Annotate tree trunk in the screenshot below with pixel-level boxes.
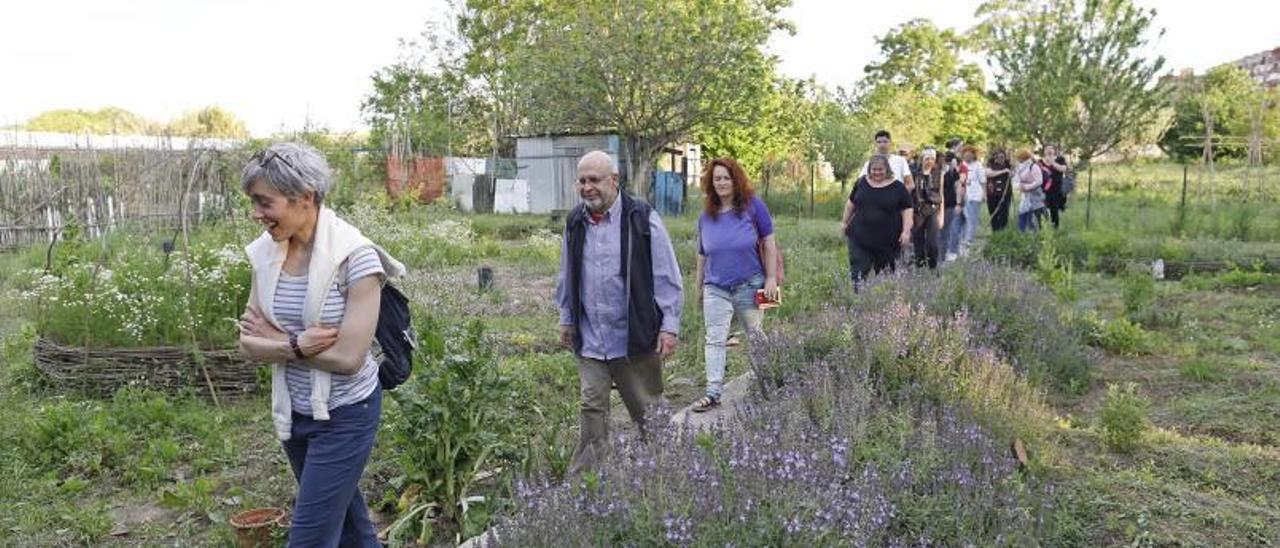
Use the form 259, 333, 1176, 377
621, 136, 660, 202
1201, 108, 1216, 209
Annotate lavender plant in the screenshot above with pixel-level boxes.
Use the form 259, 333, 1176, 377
492, 364, 1050, 546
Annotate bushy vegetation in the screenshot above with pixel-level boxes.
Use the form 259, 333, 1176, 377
1, 164, 1278, 545
10, 219, 255, 348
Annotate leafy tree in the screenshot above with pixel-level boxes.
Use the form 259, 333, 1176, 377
503, 0, 790, 197
854, 85, 943, 152
856, 18, 991, 152
455, 0, 544, 158
697, 77, 819, 189
362, 62, 484, 157
939, 90, 994, 147
165, 106, 249, 139
24, 107, 155, 135
978, 0, 1168, 164
863, 19, 984, 94
1159, 65, 1266, 161
813, 93, 869, 187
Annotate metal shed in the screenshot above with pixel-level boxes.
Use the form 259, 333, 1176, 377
514, 133, 623, 214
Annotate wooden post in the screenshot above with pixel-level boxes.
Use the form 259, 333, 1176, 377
1085, 166, 1093, 229
1179, 163, 1189, 234
809, 162, 816, 216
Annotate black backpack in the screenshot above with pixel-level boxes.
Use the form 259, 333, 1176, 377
339, 258, 415, 390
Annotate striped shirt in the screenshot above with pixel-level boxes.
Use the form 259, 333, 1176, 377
273, 247, 384, 415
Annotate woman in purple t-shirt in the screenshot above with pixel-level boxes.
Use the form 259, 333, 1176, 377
692, 157, 779, 412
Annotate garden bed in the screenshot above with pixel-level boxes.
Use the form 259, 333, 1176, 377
34, 337, 262, 399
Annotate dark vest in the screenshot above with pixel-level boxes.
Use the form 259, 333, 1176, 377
565, 194, 662, 358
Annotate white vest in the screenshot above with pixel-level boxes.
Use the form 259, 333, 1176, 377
245, 207, 406, 440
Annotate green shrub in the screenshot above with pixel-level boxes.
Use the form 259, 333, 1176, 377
13, 226, 253, 348
1035, 232, 1077, 302
385, 319, 524, 544
1120, 268, 1157, 317
1097, 383, 1149, 453
1090, 317, 1154, 356
983, 229, 1039, 268
1080, 230, 1128, 259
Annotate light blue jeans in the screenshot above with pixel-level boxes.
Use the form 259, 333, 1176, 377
702, 274, 765, 400
942, 206, 962, 255
961, 199, 983, 246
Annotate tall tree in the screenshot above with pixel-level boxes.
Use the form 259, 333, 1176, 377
697, 77, 819, 189
1159, 65, 1264, 162
504, 0, 790, 197
362, 62, 490, 157
978, 0, 1168, 164
863, 19, 984, 94
813, 91, 869, 188
854, 85, 944, 151
166, 106, 249, 139
856, 18, 991, 150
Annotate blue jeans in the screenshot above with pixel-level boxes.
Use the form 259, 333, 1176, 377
961, 199, 983, 246
1018, 208, 1044, 232
282, 389, 382, 548
941, 206, 962, 255
702, 274, 765, 400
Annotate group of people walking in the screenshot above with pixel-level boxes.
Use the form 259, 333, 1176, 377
847, 130, 1072, 287
235, 139, 1070, 545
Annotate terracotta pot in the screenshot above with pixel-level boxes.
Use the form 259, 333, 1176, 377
229, 507, 287, 548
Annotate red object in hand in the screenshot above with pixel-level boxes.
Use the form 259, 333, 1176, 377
755, 289, 781, 310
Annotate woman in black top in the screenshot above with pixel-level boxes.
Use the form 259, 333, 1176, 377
1040, 144, 1068, 229
841, 154, 914, 292
985, 148, 1013, 231
910, 147, 943, 269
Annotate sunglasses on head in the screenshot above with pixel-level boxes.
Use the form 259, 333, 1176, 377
251, 149, 296, 171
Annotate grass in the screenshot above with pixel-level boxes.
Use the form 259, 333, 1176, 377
0, 160, 1277, 545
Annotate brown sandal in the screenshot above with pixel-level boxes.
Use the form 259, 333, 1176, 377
691, 396, 720, 413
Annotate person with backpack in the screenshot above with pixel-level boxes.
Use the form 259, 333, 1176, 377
842, 154, 914, 291
236, 142, 405, 547
690, 157, 779, 412
1040, 144, 1069, 229
1015, 148, 1047, 232
985, 148, 1013, 232
555, 150, 684, 477
910, 147, 944, 269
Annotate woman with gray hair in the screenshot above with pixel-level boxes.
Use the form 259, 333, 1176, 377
841, 154, 914, 292
236, 142, 404, 547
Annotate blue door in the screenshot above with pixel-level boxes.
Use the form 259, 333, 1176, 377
651, 171, 684, 216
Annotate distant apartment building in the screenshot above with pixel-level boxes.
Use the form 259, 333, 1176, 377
1234, 46, 1280, 89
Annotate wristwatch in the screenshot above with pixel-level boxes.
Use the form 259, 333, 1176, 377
289, 332, 305, 359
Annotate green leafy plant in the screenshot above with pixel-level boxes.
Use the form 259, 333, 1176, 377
385, 319, 522, 544
1090, 317, 1154, 356
1120, 267, 1156, 317
983, 229, 1040, 268
1098, 383, 1149, 453
1035, 231, 1077, 302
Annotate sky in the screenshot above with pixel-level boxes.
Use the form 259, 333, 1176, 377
1, 0, 1277, 136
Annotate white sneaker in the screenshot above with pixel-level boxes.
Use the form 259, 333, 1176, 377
945, 252, 958, 262
959, 246, 970, 258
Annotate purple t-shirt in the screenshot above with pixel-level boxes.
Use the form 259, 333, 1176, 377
698, 196, 774, 290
